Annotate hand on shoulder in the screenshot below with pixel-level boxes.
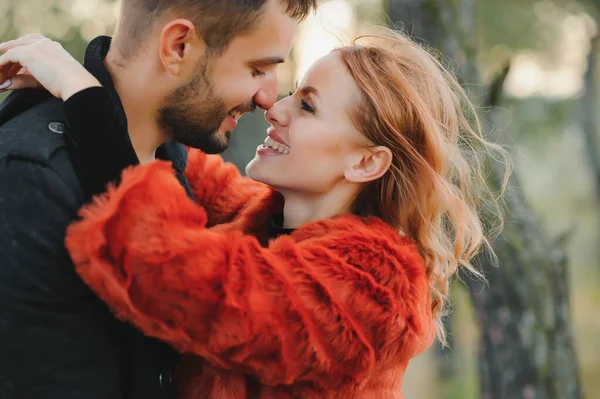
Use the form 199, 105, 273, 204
0, 33, 101, 100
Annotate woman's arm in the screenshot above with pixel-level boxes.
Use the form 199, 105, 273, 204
64, 87, 139, 198
0, 34, 101, 100
184, 149, 282, 229
0, 34, 138, 197
66, 161, 433, 389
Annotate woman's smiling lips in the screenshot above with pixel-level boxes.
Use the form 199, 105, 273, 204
267, 128, 290, 147
257, 128, 291, 156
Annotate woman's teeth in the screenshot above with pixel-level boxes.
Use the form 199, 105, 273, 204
263, 136, 290, 154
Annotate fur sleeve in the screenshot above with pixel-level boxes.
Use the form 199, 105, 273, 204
66, 161, 434, 389
183, 149, 282, 229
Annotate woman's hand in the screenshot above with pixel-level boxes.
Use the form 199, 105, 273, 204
0, 33, 101, 100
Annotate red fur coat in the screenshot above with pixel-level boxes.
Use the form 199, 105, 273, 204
65, 149, 435, 399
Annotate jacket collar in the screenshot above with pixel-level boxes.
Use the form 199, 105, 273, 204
83, 36, 121, 108
83, 36, 139, 169
267, 213, 295, 239
83, 36, 191, 195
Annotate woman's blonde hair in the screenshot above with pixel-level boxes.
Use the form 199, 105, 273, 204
338, 28, 510, 345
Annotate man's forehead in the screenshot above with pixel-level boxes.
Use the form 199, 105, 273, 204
229, 25, 295, 65
242, 2, 297, 49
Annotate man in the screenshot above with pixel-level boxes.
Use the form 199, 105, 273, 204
0, 1, 315, 398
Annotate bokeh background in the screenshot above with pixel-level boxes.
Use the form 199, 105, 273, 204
1, 0, 599, 397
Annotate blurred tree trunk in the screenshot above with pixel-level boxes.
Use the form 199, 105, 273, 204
582, 35, 600, 203
386, 1, 582, 398
583, 0, 600, 206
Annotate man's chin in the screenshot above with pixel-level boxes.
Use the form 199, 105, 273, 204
216, 126, 233, 138
201, 142, 229, 154
178, 135, 229, 154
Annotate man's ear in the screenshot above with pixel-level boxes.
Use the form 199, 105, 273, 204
158, 19, 205, 75
344, 146, 393, 183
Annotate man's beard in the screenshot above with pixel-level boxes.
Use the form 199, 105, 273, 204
157, 59, 230, 154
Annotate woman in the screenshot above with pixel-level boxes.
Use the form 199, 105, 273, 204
0, 29, 507, 398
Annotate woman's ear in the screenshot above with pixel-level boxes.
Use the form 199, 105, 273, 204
158, 19, 205, 76
344, 146, 393, 183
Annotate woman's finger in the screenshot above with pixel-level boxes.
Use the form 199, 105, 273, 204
0, 61, 17, 83
0, 50, 21, 82
0, 63, 21, 84
0, 47, 27, 70
0, 33, 46, 53
0, 74, 43, 92
7, 63, 22, 78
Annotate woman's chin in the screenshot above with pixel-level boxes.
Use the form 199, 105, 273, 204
245, 158, 267, 184
246, 157, 290, 190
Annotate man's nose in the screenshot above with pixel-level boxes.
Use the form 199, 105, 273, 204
253, 74, 278, 110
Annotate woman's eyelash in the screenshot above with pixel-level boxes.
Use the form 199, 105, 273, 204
252, 68, 266, 77
288, 91, 314, 114
301, 100, 314, 114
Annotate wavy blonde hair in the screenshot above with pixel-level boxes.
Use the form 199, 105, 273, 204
338, 28, 510, 345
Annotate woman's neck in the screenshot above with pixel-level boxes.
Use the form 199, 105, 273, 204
280, 186, 358, 229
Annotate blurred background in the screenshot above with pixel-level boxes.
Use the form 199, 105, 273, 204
1, 0, 599, 397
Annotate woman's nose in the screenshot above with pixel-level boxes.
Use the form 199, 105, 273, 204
264, 99, 289, 127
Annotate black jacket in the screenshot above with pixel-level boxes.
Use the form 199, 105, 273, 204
0, 36, 190, 399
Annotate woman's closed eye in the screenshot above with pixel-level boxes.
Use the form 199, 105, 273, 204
288, 91, 315, 114
301, 99, 314, 114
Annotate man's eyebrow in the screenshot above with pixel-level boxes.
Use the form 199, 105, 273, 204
249, 56, 286, 67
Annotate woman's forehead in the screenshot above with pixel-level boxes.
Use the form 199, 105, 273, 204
300, 52, 361, 107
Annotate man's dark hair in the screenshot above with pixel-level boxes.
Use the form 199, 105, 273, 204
117, 0, 317, 59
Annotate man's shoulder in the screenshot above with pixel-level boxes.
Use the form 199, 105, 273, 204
0, 91, 70, 161
0, 91, 82, 198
